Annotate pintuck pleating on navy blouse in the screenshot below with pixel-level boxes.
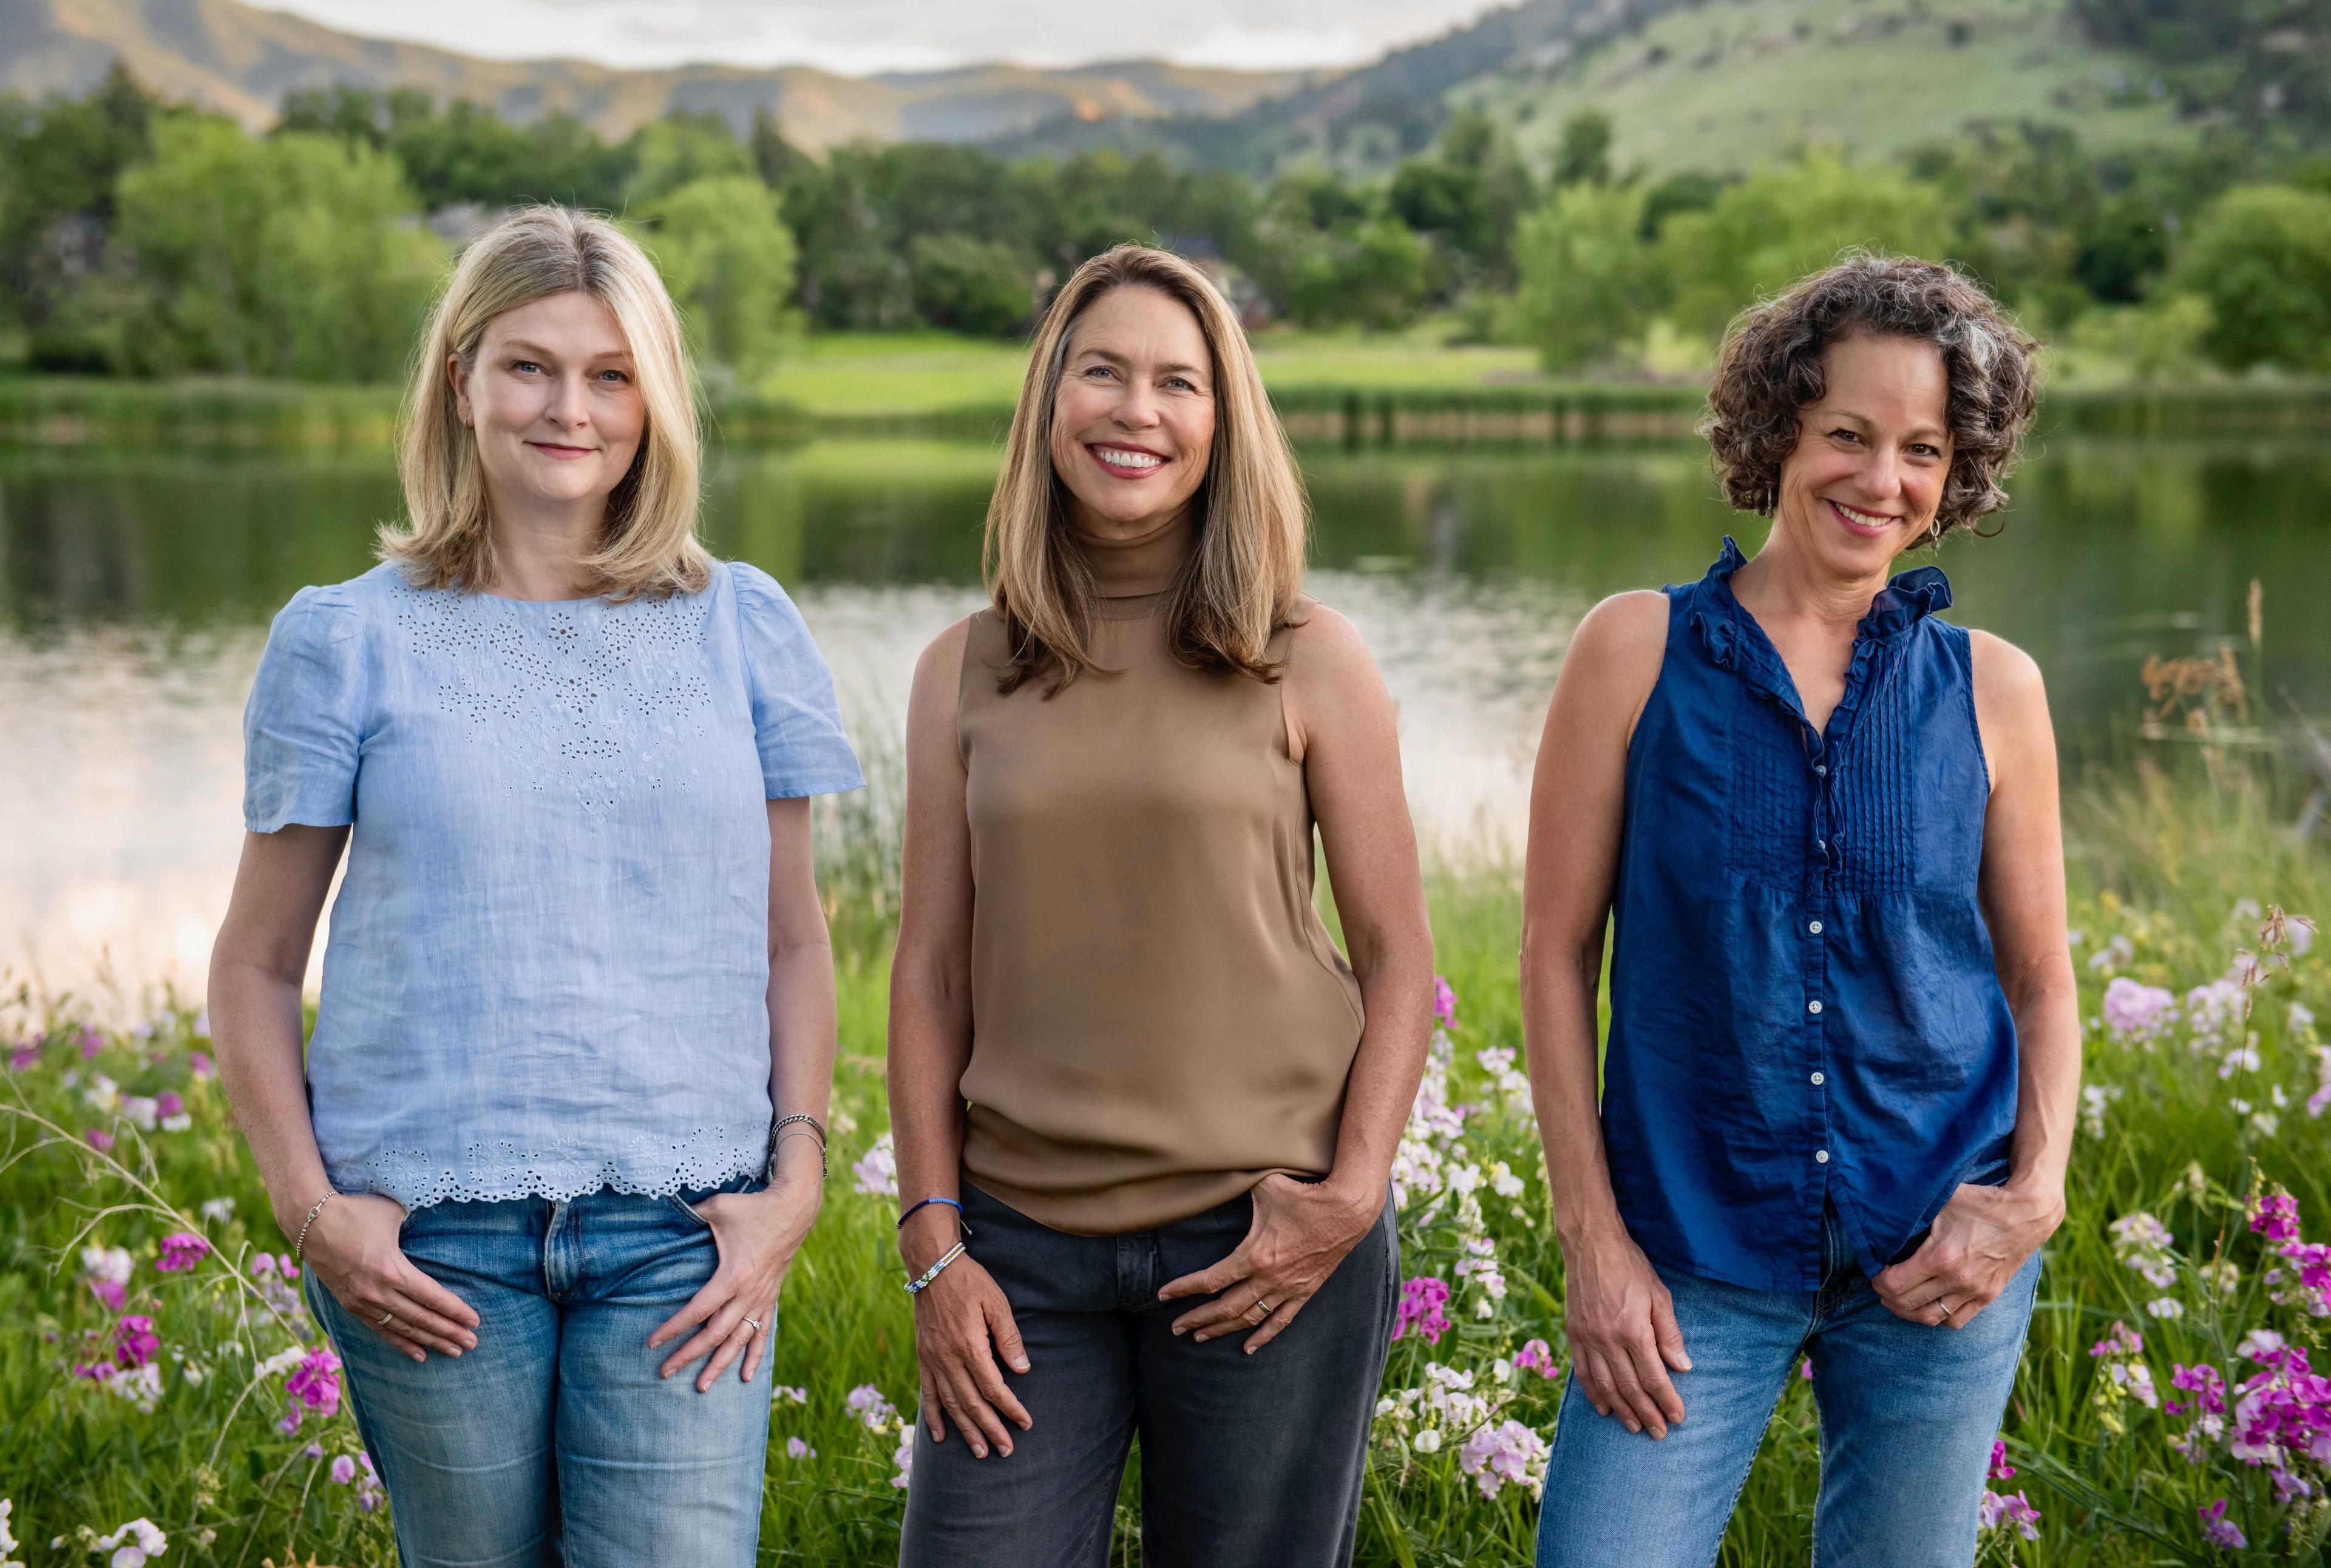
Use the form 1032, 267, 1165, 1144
1603, 538, 2018, 1294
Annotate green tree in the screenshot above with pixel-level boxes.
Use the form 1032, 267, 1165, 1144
115, 118, 445, 379
1514, 183, 1660, 370
624, 113, 754, 207
1657, 154, 1955, 338
640, 174, 798, 373
0, 63, 159, 367
907, 235, 1031, 337
2173, 185, 2331, 372
1284, 219, 1433, 330
1552, 109, 1615, 188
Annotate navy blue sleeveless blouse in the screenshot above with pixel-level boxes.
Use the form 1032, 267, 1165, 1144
1603, 539, 2018, 1293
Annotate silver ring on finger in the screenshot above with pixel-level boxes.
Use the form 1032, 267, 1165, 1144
739, 1315, 761, 1335
377, 1310, 395, 1328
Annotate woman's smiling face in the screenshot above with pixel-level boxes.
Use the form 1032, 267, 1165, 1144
452, 290, 646, 518
1774, 331, 1955, 579
1048, 284, 1217, 540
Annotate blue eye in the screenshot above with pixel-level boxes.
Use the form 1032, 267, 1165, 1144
512, 359, 541, 374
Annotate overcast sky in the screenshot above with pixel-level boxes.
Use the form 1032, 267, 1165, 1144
246, 0, 1509, 74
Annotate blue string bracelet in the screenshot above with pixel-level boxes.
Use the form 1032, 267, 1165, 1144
897, 1196, 963, 1229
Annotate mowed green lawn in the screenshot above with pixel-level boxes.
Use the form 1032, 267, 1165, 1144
758, 327, 1550, 416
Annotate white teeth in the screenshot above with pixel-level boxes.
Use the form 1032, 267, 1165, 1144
1095, 447, 1162, 469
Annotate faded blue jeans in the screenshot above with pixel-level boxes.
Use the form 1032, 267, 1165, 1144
306, 1174, 776, 1567
1535, 1207, 2042, 1568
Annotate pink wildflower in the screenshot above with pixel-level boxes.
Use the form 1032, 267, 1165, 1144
2252, 1190, 2301, 1244
1432, 977, 1457, 1025
2197, 1499, 2246, 1550
1799, 1357, 1813, 1382
79, 1028, 103, 1059
2167, 1363, 2227, 1416
155, 1232, 209, 1273
89, 1278, 126, 1311
287, 1346, 342, 1416
84, 1128, 115, 1152
1977, 1489, 2041, 1540
1391, 1275, 1452, 1346
1457, 1417, 1549, 1499
2101, 977, 2176, 1041
2089, 1321, 2144, 1359
155, 1090, 183, 1119
188, 1050, 214, 1080
112, 1315, 160, 1371
7, 1045, 36, 1071
329, 1454, 357, 1484
1987, 1438, 2015, 1480
1514, 1338, 1560, 1379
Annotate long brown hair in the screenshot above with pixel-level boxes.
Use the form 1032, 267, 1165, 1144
985, 244, 1308, 696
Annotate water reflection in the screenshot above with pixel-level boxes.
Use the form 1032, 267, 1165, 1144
4, 436, 2327, 1006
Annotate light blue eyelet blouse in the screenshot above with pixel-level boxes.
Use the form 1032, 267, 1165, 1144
242, 558, 864, 1212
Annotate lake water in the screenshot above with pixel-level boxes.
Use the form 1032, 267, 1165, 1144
5, 434, 2328, 1009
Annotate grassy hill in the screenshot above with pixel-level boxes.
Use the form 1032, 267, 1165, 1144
0, 0, 1312, 145
1468, 0, 2199, 177
996, 0, 2204, 178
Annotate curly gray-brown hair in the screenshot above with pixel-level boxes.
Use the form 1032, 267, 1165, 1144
1700, 254, 2041, 546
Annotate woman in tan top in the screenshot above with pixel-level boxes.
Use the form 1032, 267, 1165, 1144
888, 245, 1434, 1568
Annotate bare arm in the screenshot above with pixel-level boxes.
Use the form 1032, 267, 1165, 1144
1872, 632, 2078, 1326
209, 827, 479, 1362
1159, 605, 1434, 1352
888, 619, 1033, 1459
1518, 591, 1688, 1437
649, 795, 840, 1389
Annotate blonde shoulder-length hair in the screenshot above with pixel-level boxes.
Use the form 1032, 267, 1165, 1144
986, 243, 1308, 695
380, 205, 711, 600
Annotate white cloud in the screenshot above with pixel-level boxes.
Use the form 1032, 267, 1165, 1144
242, 0, 1508, 74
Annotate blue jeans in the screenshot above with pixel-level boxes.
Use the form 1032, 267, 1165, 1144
306, 1175, 776, 1568
1536, 1209, 2041, 1568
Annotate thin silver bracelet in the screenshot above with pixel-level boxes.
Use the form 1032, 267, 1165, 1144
904, 1240, 968, 1295
293, 1190, 336, 1260
765, 1113, 827, 1182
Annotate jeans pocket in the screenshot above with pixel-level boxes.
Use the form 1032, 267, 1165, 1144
665, 1193, 715, 1230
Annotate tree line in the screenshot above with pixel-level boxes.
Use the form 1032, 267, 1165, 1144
2, 65, 2329, 385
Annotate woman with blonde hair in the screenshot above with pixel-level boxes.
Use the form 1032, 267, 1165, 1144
208, 206, 861, 1563
887, 243, 1434, 1566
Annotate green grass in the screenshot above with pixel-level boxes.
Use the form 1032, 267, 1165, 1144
4, 748, 2329, 1563
1472, 0, 2198, 180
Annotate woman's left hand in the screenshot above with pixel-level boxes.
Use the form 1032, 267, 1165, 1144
1871, 1179, 2063, 1329
1156, 1173, 1379, 1354
648, 1168, 823, 1391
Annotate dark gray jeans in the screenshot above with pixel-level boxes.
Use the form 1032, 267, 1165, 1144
898, 1179, 1399, 1568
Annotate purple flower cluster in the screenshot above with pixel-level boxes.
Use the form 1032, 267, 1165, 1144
1432, 977, 1457, 1026
1392, 1275, 1452, 1346
2197, 1498, 2247, 1549
1977, 1487, 2041, 1540
2101, 976, 2176, 1042
1513, 1338, 1559, 1379
154, 1232, 209, 1273
286, 1346, 343, 1419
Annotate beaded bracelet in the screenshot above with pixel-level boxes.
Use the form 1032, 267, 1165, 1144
896, 1195, 962, 1229
904, 1241, 968, 1295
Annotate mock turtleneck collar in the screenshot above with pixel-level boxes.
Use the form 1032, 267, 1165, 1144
1070, 511, 1196, 599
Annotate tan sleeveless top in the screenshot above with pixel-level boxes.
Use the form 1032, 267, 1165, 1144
955, 514, 1366, 1235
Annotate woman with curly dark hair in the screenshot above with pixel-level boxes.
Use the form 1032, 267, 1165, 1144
1520, 255, 2080, 1566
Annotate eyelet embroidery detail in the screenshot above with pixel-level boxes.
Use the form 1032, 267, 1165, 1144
388, 580, 716, 816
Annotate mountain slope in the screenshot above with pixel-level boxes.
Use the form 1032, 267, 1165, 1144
994, 0, 2200, 177
1471, 0, 2199, 177
0, 0, 1314, 146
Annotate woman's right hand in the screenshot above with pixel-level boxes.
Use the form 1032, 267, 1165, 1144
907, 1223, 1031, 1459
296, 1192, 480, 1363
1561, 1226, 1691, 1439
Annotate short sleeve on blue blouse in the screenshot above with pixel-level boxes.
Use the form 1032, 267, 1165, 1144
728, 562, 865, 798
243, 583, 365, 832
